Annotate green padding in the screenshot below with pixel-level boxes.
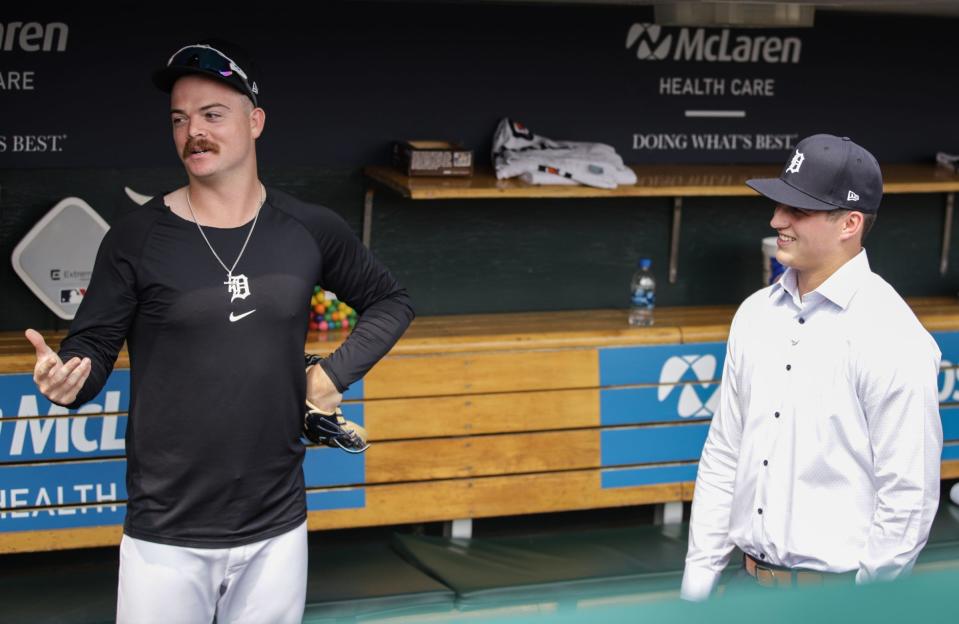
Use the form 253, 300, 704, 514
391, 524, 690, 608
305, 541, 455, 619
486, 567, 959, 624
927, 501, 959, 545
2, 502, 957, 624
0, 549, 118, 624
915, 502, 959, 570
392, 502, 959, 611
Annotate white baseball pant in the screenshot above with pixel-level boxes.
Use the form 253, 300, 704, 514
116, 521, 307, 623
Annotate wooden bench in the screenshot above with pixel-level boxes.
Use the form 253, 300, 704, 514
2, 301, 959, 553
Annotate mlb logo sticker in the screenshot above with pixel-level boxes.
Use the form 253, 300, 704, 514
60, 288, 85, 304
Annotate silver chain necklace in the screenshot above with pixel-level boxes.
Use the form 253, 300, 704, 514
186, 185, 265, 303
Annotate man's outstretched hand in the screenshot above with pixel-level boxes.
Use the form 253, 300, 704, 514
25, 328, 91, 406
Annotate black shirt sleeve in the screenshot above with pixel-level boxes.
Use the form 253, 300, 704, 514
314, 209, 414, 392
275, 192, 414, 392
57, 207, 154, 408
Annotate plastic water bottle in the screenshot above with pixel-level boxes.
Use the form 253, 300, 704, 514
628, 258, 656, 326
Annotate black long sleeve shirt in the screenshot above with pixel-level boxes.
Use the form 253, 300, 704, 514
58, 187, 414, 547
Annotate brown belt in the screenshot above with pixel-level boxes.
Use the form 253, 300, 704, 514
743, 554, 851, 588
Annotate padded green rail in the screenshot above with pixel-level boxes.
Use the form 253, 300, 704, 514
3, 501, 959, 623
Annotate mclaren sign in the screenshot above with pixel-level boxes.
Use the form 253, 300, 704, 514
626, 23, 802, 64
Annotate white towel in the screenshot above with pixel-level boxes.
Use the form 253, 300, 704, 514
492, 118, 637, 189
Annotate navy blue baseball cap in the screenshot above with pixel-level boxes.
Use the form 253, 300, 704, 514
747, 134, 883, 213
153, 39, 260, 106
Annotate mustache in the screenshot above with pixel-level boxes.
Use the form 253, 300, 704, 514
183, 138, 219, 159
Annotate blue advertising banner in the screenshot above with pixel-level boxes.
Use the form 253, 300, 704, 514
0, 460, 126, 532
599, 342, 727, 386
2, 331, 957, 533
0, 369, 367, 532
602, 464, 698, 489
941, 406, 959, 442
601, 424, 711, 467
933, 332, 959, 405
601, 386, 718, 425
0, 371, 129, 463
599, 343, 726, 423
0, 371, 362, 464
944, 444, 959, 461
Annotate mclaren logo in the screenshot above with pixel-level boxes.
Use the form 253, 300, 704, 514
626, 23, 673, 61
626, 23, 802, 64
0, 22, 69, 52
658, 355, 720, 417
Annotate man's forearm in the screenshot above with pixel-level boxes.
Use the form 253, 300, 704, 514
320, 292, 414, 392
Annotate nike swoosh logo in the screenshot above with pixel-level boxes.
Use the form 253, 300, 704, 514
229, 309, 257, 323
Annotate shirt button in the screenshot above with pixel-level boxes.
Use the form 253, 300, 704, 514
774, 412, 780, 418
799, 317, 805, 324
758, 508, 763, 515
763, 460, 768, 466
760, 553, 766, 560
786, 364, 791, 371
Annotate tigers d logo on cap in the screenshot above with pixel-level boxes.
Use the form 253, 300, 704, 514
786, 150, 805, 174
746, 134, 883, 214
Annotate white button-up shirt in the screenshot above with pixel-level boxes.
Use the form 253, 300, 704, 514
681, 250, 943, 601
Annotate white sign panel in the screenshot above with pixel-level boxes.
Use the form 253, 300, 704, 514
11, 197, 109, 320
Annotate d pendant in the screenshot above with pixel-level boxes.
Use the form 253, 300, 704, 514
225, 273, 252, 302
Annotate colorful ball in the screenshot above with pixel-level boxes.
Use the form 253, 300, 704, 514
308, 288, 358, 334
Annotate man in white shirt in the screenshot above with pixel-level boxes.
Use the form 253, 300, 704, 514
681, 134, 943, 600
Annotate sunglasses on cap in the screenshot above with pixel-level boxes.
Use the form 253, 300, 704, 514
166, 44, 259, 105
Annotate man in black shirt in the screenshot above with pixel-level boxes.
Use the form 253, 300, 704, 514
26, 39, 414, 623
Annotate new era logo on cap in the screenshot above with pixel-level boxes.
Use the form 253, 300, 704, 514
745, 134, 883, 214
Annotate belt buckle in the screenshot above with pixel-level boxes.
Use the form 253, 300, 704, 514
755, 566, 783, 588
746, 554, 788, 588
750, 558, 826, 588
